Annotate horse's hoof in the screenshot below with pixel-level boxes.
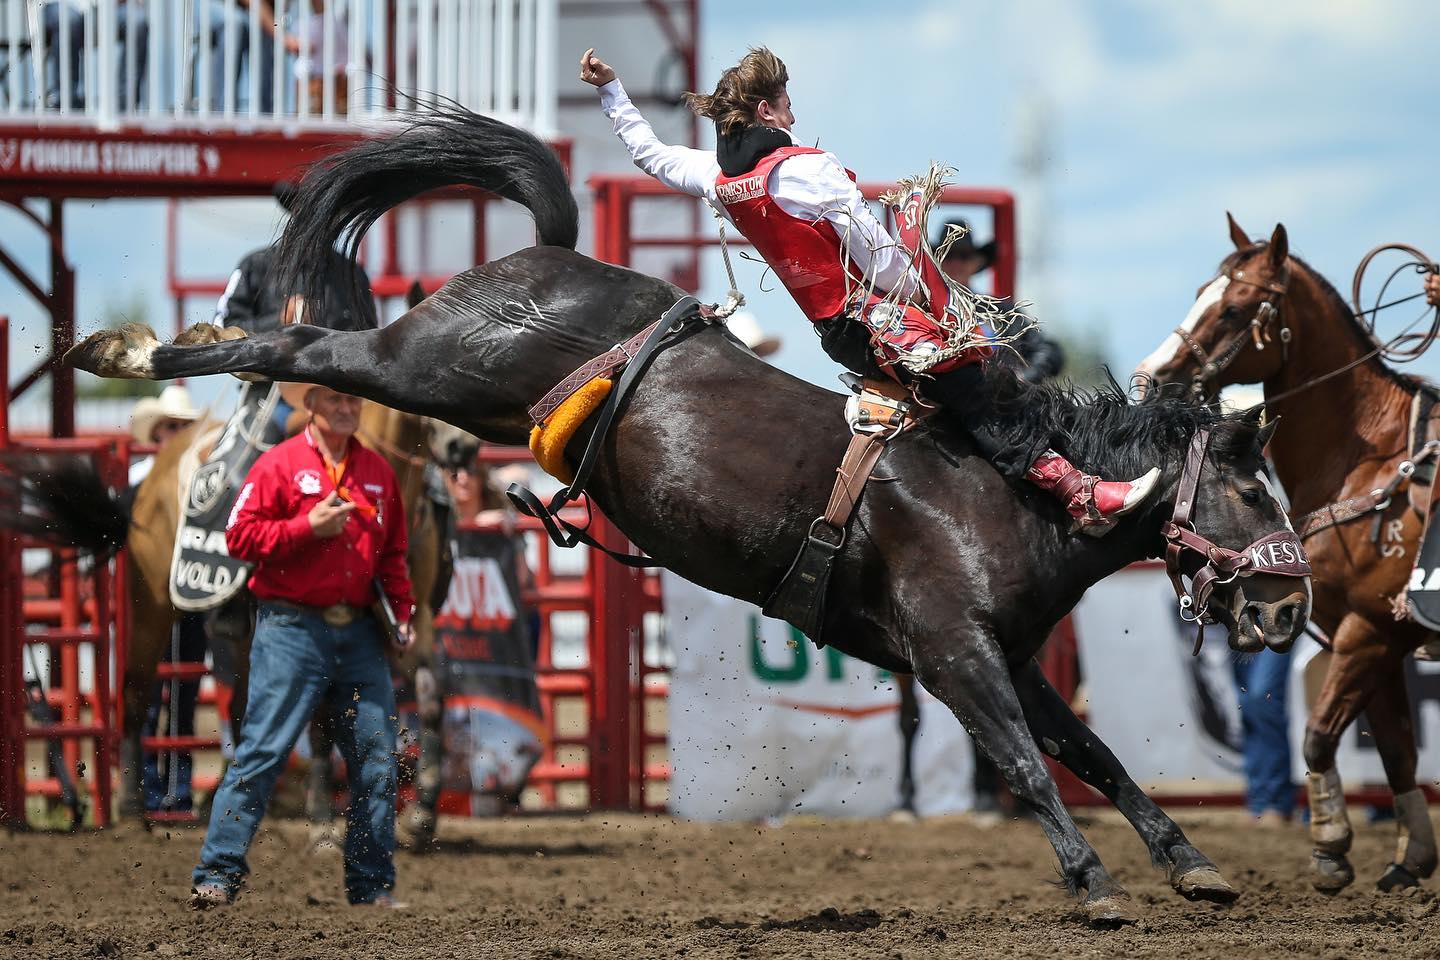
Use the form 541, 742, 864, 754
1171, 865, 1240, 904
1311, 852, 1355, 894
1376, 863, 1422, 893
1083, 893, 1139, 928
64, 323, 159, 378
173, 323, 244, 347
888, 808, 919, 824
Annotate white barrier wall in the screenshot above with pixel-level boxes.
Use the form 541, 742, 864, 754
664, 573, 973, 821
1073, 564, 1440, 795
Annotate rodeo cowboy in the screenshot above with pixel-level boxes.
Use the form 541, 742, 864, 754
190, 382, 415, 910
582, 46, 1156, 535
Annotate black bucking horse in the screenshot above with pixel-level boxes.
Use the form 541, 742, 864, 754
65, 104, 1311, 926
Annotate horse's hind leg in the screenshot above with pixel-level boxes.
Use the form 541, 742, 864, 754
910, 627, 1137, 927
896, 674, 920, 816
1011, 660, 1238, 904
1364, 657, 1437, 891
1302, 616, 1390, 893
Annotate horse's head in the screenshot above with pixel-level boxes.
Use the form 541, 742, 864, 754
1135, 214, 1294, 399
1154, 410, 1311, 653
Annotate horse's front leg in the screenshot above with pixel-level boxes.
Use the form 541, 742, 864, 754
1010, 659, 1238, 903
910, 627, 1138, 927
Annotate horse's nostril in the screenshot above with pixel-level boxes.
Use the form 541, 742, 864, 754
1275, 601, 1300, 634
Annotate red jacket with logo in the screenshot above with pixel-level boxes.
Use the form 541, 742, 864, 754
226, 428, 414, 621
714, 145, 859, 323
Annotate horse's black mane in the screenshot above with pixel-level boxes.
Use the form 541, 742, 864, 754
981, 365, 1256, 480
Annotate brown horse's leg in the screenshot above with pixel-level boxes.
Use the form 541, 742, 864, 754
1364, 659, 1437, 890
1302, 616, 1390, 893
1011, 660, 1238, 903
911, 627, 1137, 927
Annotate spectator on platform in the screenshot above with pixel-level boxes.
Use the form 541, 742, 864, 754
41, 1, 149, 111
190, 383, 414, 909
195, 0, 298, 114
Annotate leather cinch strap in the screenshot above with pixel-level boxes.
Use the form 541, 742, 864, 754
508, 296, 705, 567
824, 433, 890, 529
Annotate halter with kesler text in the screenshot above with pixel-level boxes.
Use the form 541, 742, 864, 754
1161, 428, 1311, 654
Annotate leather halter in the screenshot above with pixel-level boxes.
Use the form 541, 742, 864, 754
1178, 266, 1292, 398
1161, 428, 1312, 654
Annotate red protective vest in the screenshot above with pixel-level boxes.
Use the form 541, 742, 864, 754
714, 146, 859, 323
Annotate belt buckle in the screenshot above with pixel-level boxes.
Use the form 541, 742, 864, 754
322, 604, 355, 627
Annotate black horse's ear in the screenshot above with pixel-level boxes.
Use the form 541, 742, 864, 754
1255, 416, 1280, 451
1227, 211, 1250, 250
1268, 223, 1289, 270
406, 280, 427, 310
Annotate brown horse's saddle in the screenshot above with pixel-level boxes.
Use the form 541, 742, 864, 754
764, 376, 923, 643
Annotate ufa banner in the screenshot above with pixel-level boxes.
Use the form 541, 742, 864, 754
664, 573, 973, 820
432, 528, 547, 814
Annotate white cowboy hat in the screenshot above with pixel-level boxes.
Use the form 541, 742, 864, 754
129, 385, 201, 444
726, 312, 782, 358
278, 381, 323, 410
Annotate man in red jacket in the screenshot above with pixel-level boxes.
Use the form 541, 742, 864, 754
190, 384, 414, 910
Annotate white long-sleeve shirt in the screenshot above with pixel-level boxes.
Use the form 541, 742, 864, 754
598, 79, 919, 301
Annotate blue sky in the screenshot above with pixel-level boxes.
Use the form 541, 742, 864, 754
3, 0, 1439, 419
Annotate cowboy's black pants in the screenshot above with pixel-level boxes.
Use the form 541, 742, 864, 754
816, 315, 1045, 479
923, 364, 1043, 479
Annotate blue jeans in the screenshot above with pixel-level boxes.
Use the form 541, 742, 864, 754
1232, 648, 1296, 816
193, 604, 398, 903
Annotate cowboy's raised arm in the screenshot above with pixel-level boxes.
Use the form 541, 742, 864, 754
582, 48, 719, 201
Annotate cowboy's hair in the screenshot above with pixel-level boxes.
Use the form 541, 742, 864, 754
683, 47, 789, 135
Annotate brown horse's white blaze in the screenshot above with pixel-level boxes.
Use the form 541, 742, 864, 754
1134, 276, 1231, 396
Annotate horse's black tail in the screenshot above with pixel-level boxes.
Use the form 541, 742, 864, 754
277, 100, 578, 309
0, 452, 130, 556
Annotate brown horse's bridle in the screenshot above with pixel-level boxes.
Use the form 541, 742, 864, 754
1161, 427, 1312, 653
1176, 266, 1292, 398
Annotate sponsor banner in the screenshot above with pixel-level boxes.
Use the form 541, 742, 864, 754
432, 528, 545, 813
170, 383, 281, 611
1073, 565, 1440, 793
664, 572, 973, 821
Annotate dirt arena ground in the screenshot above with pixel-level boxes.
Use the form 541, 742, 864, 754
2, 810, 1436, 960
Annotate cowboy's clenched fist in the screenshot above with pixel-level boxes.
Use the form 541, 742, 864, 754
580, 48, 616, 87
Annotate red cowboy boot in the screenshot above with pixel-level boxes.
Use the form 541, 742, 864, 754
1025, 449, 1160, 537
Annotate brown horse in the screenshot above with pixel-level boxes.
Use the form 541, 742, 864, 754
1136, 215, 1439, 893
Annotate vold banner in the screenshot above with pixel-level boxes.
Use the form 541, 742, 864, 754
431, 526, 546, 814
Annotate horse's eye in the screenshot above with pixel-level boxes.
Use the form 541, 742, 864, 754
1240, 488, 1263, 506
1220, 304, 1240, 321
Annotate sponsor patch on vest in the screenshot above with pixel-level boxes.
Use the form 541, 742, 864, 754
187, 460, 229, 515
716, 174, 765, 205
